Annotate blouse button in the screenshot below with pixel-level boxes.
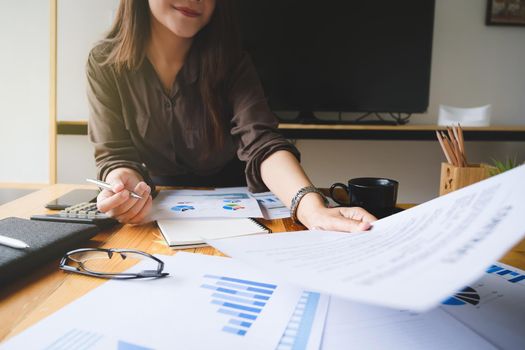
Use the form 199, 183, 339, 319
164, 101, 171, 109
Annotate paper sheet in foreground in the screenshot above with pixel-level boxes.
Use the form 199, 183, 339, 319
208, 165, 525, 311
2, 253, 311, 350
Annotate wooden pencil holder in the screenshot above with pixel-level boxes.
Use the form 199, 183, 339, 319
439, 163, 492, 196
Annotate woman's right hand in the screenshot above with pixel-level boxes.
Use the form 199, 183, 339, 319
96, 168, 153, 224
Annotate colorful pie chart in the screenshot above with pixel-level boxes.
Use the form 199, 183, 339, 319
442, 286, 480, 306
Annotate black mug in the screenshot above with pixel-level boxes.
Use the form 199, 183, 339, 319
329, 177, 399, 219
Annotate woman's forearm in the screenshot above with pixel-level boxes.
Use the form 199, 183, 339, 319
260, 150, 326, 227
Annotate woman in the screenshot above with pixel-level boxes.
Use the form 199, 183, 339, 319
87, 0, 376, 231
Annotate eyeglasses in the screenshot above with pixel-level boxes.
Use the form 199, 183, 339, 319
59, 248, 169, 279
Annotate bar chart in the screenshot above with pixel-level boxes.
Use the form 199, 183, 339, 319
42, 329, 153, 350
276, 291, 321, 350
200, 274, 277, 336
486, 264, 525, 283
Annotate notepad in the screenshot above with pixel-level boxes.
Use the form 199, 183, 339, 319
0, 217, 99, 284
157, 218, 270, 249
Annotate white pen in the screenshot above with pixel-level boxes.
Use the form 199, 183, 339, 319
0, 235, 30, 249
86, 178, 143, 199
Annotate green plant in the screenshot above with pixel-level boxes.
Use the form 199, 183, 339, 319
489, 156, 521, 176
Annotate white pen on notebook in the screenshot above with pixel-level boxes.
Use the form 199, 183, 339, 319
0, 235, 29, 249
86, 178, 143, 199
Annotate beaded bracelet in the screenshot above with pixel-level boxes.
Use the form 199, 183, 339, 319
290, 186, 329, 224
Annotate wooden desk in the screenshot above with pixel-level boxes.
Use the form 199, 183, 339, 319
1, 184, 524, 343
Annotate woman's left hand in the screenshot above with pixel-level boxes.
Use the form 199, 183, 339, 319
297, 196, 377, 232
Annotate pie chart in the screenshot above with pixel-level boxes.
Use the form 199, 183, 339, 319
171, 205, 195, 212
442, 286, 480, 306
223, 203, 245, 211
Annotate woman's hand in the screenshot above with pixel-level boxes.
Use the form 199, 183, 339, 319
297, 193, 377, 232
96, 168, 153, 224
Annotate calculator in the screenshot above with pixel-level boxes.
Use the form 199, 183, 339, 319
31, 202, 119, 229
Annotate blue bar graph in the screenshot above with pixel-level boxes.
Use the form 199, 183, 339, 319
211, 300, 262, 313
229, 319, 252, 328
204, 275, 277, 289
222, 326, 247, 336
201, 274, 278, 337
486, 265, 503, 274
118, 341, 153, 350
201, 284, 270, 300
44, 329, 103, 350
277, 291, 321, 350
212, 292, 266, 306
215, 281, 275, 295
497, 270, 519, 277
217, 308, 258, 320
486, 264, 525, 283
43, 329, 153, 350
509, 275, 525, 283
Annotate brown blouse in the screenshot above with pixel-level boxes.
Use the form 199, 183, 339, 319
86, 44, 299, 192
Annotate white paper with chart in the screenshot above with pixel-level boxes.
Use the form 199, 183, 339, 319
321, 262, 525, 349
321, 297, 496, 349
2, 253, 328, 350
251, 191, 290, 220
440, 262, 525, 350
151, 188, 263, 220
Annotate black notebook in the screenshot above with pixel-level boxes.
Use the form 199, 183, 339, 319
0, 217, 99, 284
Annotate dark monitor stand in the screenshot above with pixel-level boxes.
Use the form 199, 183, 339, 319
279, 111, 402, 126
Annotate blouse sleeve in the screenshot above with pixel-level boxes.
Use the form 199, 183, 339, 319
229, 54, 301, 193
86, 48, 153, 188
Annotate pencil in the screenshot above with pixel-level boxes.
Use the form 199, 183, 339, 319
449, 126, 468, 167
451, 135, 463, 167
436, 131, 453, 164
457, 124, 467, 166
441, 131, 458, 166
452, 125, 462, 153
453, 124, 468, 167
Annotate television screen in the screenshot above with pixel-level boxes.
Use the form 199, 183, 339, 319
236, 1, 436, 119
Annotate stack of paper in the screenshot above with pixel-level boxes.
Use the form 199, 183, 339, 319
151, 187, 290, 249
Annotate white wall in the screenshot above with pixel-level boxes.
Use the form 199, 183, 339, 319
57, 0, 118, 121
57, 135, 96, 183
0, 0, 50, 183
56, 0, 525, 203
416, 0, 525, 124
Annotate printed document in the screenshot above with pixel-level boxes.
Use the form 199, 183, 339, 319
321, 298, 495, 349
322, 262, 525, 350
151, 187, 263, 220
251, 192, 290, 220
208, 165, 525, 311
441, 262, 525, 350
